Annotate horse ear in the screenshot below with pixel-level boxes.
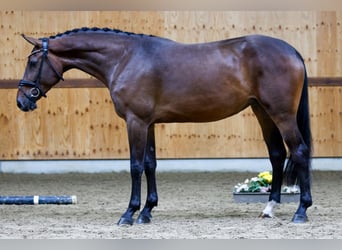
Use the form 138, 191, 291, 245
21, 34, 40, 46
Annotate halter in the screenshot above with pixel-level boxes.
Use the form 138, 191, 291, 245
18, 38, 64, 101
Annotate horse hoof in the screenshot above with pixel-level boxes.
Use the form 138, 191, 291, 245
259, 212, 272, 218
136, 214, 152, 224
292, 214, 308, 223
117, 217, 134, 226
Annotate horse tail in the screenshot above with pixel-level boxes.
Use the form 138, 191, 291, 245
284, 51, 312, 185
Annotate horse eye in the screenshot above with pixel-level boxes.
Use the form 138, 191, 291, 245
28, 54, 39, 66
29, 59, 38, 67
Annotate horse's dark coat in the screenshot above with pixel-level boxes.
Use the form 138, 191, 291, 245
17, 27, 312, 224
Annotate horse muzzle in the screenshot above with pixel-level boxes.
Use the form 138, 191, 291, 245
17, 83, 44, 112
17, 95, 37, 112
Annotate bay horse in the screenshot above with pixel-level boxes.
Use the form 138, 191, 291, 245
16, 27, 312, 225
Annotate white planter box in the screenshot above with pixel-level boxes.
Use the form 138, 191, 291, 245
233, 192, 300, 203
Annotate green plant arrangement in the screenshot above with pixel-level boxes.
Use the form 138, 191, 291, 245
232, 171, 300, 203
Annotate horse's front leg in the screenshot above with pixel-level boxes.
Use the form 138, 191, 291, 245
117, 118, 148, 226
137, 125, 158, 224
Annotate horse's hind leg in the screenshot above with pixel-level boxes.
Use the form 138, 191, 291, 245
271, 115, 312, 223
251, 103, 287, 218
136, 124, 158, 224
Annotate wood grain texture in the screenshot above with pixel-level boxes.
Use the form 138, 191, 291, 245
0, 11, 341, 159
1, 87, 340, 159
0, 11, 341, 79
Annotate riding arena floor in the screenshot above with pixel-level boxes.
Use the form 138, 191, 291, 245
0, 170, 341, 239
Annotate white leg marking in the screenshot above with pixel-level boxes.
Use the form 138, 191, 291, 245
261, 200, 277, 218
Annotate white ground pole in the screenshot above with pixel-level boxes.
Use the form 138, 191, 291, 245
0, 158, 340, 174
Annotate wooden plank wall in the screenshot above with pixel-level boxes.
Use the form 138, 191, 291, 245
0, 11, 341, 159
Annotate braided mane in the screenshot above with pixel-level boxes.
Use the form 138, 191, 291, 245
48, 27, 153, 39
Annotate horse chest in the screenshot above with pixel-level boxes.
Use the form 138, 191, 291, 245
111, 84, 155, 121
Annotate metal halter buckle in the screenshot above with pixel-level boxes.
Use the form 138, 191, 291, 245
29, 87, 41, 98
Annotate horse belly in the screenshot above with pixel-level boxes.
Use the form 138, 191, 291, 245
155, 91, 250, 123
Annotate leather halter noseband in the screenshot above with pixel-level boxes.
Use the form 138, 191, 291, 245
18, 38, 64, 101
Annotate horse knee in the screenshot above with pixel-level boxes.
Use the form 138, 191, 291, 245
130, 163, 144, 178
144, 161, 156, 173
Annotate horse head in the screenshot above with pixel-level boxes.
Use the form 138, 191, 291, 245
17, 34, 64, 112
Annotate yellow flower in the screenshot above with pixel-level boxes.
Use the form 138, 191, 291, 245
258, 171, 272, 184
263, 175, 272, 184
258, 171, 270, 178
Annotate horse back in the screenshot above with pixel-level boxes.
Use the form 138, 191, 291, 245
112, 34, 304, 124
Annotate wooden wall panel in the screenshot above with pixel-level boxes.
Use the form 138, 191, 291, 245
1, 86, 340, 159
164, 11, 342, 77
0, 11, 341, 159
309, 86, 342, 157
0, 11, 342, 79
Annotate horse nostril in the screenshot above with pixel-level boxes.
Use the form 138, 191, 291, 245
17, 99, 29, 112
17, 100, 23, 109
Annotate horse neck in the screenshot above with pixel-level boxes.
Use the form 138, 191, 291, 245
50, 34, 137, 85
